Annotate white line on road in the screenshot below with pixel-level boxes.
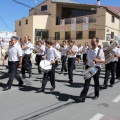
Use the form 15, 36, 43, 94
113, 95, 120, 103
90, 113, 104, 120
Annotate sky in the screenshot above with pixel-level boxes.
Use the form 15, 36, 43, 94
0, 0, 120, 32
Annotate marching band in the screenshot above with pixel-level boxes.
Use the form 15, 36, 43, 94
1, 35, 120, 103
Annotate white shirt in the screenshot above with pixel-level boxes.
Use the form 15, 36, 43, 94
1, 42, 6, 49
46, 47, 59, 62
86, 47, 105, 68
7, 42, 22, 61
61, 45, 68, 56
54, 43, 60, 51
23, 42, 33, 54
66, 45, 78, 58
113, 47, 120, 62
77, 46, 83, 55
37, 45, 45, 55
82, 46, 88, 54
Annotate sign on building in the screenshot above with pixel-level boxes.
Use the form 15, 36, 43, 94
60, 19, 65, 32
71, 18, 76, 31
83, 17, 89, 30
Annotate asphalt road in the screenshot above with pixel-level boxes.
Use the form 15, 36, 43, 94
0, 60, 120, 120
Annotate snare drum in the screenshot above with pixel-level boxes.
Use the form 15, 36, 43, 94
40, 60, 52, 73
83, 67, 98, 80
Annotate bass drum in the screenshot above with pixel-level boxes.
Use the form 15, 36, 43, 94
83, 67, 98, 80
40, 60, 52, 73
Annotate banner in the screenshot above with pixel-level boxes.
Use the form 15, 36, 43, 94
71, 18, 76, 31
83, 17, 89, 30
60, 19, 65, 32
0, 31, 16, 43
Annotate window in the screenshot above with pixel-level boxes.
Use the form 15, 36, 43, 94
19, 21, 21, 26
41, 5, 47, 11
55, 32, 60, 40
89, 31, 96, 39
26, 19, 28, 24
76, 31, 82, 39
35, 29, 49, 41
111, 15, 115, 23
65, 31, 71, 40
111, 32, 114, 39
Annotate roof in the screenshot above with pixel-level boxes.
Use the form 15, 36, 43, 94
51, 0, 79, 4
107, 6, 120, 15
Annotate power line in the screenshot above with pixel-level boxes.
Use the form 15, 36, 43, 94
0, 16, 13, 31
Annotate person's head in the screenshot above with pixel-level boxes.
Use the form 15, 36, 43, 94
91, 37, 99, 48
67, 39, 73, 47
110, 40, 114, 44
85, 42, 88, 46
11, 36, 19, 45
2, 39, 5, 42
45, 40, 52, 48
24, 35, 29, 42
37, 40, 42, 46
62, 40, 66, 45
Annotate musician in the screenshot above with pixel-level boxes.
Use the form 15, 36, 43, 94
36, 40, 45, 74
21, 36, 33, 78
82, 42, 89, 66
60, 40, 68, 73
2, 36, 24, 91
76, 44, 83, 64
53, 40, 60, 67
66, 39, 78, 84
75, 37, 105, 103
38, 40, 59, 92
102, 40, 120, 89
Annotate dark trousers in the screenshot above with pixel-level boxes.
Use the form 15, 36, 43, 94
7, 61, 23, 88
22, 54, 32, 75
68, 58, 75, 82
116, 60, 120, 78
104, 61, 117, 85
83, 54, 87, 63
61, 55, 67, 72
42, 64, 55, 89
36, 55, 43, 73
80, 66, 101, 99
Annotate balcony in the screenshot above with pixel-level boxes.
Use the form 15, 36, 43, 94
56, 14, 96, 25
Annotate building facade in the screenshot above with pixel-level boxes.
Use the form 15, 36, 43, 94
15, 0, 120, 45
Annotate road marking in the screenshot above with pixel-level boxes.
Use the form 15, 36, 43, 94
90, 113, 104, 120
113, 95, 120, 103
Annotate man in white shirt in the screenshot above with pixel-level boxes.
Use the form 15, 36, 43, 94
102, 40, 120, 89
38, 40, 59, 92
22, 36, 32, 78
53, 40, 60, 67
3, 36, 23, 91
75, 37, 105, 103
66, 39, 78, 84
60, 40, 68, 73
36, 40, 45, 74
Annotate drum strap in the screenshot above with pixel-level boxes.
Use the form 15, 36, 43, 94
96, 48, 101, 58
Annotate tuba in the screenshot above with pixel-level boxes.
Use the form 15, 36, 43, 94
104, 37, 120, 64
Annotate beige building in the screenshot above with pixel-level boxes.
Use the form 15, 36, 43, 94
15, 0, 120, 45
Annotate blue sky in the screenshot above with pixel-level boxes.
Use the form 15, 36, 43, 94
0, 0, 120, 32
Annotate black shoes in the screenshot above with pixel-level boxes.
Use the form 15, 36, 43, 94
22, 74, 26, 79
75, 97, 85, 103
37, 88, 45, 92
3, 86, 11, 91
68, 80, 73, 84
50, 87, 55, 91
100, 85, 107, 89
17, 81, 24, 86
109, 84, 113, 87
92, 96, 99, 100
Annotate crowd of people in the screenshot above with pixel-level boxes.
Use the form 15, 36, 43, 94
1, 36, 120, 103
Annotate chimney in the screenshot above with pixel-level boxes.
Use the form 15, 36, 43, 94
97, 0, 100, 5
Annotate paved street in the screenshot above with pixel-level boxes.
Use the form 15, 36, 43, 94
0, 59, 120, 120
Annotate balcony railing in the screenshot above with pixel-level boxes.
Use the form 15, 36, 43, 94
56, 14, 96, 25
